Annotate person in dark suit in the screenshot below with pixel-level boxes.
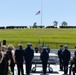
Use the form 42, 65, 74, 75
58, 45, 63, 71
69, 55, 76, 75
34, 45, 38, 53
74, 46, 76, 57
40, 47, 49, 74
71, 56, 76, 75
15, 44, 24, 75
62, 45, 71, 75
24, 43, 34, 75
46, 46, 50, 53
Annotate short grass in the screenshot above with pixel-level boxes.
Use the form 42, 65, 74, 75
0, 28, 76, 49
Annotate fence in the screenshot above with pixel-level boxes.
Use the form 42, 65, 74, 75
1, 40, 76, 49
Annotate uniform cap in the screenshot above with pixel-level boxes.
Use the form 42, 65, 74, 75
43, 46, 47, 49
64, 45, 68, 48
27, 43, 32, 46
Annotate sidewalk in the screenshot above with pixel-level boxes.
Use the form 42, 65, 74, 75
14, 64, 65, 75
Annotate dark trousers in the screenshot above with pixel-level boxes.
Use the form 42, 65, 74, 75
59, 59, 63, 70
0, 63, 5, 75
25, 61, 32, 74
63, 62, 69, 74
73, 72, 75, 75
69, 63, 76, 75
69, 63, 73, 75
10, 62, 15, 75
5, 62, 8, 75
17, 63, 24, 75
3, 61, 8, 75
72, 67, 76, 75
42, 61, 47, 74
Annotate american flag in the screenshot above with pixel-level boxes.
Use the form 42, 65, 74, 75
36, 11, 40, 15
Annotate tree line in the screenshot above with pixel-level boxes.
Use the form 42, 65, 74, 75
0, 21, 76, 29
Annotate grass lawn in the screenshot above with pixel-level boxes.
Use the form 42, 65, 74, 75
0, 28, 76, 49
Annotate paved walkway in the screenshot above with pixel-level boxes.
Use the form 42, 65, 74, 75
14, 64, 66, 75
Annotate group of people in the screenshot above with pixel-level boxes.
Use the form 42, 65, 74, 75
58, 45, 76, 75
1, 42, 76, 75
0, 44, 15, 75
34, 45, 50, 53
0, 43, 50, 75
0, 43, 34, 75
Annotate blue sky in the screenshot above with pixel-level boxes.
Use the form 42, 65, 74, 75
0, 0, 76, 27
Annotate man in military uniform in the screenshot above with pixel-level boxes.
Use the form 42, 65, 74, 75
62, 45, 71, 75
46, 46, 50, 53
24, 43, 34, 75
58, 45, 63, 71
40, 47, 49, 74
74, 46, 76, 57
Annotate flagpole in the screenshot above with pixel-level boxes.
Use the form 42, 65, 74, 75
41, 0, 43, 26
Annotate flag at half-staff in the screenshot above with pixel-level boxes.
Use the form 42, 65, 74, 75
36, 11, 40, 15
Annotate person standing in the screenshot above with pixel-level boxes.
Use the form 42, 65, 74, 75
62, 45, 71, 75
71, 56, 76, 75
46, 46, 50, 53
7, 45, 15, 75
69, 53, 76, 75
74, 46, 76, 57
1, 45, 10, 75
15, 44, 24, 75
24, 43, 34, 75
34, 45, 38, 53
0, 46, 5, 75
40, 47, 49, 74
58, 45, 63, 71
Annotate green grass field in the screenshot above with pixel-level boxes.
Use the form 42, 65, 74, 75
0, 28, 76, 49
